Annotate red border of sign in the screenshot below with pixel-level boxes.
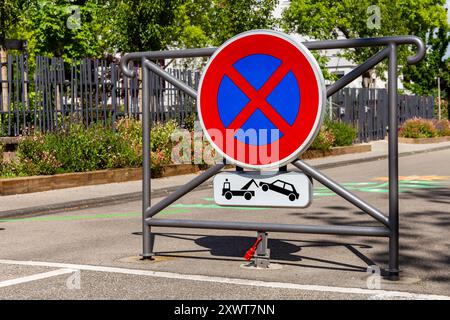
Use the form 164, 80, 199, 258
197, 30, 326, 169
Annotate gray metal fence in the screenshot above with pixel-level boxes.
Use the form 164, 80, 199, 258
330, 88, 434, 142
0, 53, 434, 140
0, 54, 199, 136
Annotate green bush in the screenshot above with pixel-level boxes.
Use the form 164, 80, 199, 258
16, 124, 142, 175
183, 113, 197, 132
16, 134, 62, 175
433, 119, 450, 137
0, 118, 185, 178
7, 122, 139, 177
399, 118, 437, 138
310, 126, 335, 151
0, 161, 19, 178
325, 120, 357, 146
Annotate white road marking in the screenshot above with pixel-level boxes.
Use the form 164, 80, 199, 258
0, 268, 77, 288
0, 259, 448, 300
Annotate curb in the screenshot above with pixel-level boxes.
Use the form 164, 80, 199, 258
1, 144, 449, 219
398, 136, 450, 144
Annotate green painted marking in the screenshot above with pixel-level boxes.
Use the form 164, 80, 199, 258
4, 178, 446, 222
341, 182, 379, 186
313, 192, 336, 197
399, 184, 441, 189
359, 188, 388, 193
311, 179, 448, 197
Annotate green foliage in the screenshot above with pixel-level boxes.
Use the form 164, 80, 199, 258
398, 118, 437, 138
109, 0, 179, 52
183, 113, 197, 132
309, 120, 357, 151
150, 119, 178, 168
0, 118, 188, 178
0, 0, 34, 40
116, 117, 142, 156
109, 0, 277, 52
282, 0, 449, 91
432, 119, 450, 136
16, 134, 62, 175
325, 120, 357, 146
208, 0, 278, 46
7, 122, 141, 177
310, 126, 335, 151
23, 0, 108, 60
8, 0, 277, 60
0, 160, 22, 178
403, 28, 450, 97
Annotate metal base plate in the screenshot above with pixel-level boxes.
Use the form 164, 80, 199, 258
240, 262, 283, 270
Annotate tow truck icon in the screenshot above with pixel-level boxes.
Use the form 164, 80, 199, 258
222, 179, 258, 200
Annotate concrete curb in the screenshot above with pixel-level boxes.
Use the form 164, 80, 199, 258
1, 144, 449, 219
398, 136, 450, 144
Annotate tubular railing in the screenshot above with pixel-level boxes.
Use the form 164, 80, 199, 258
123, 35, 425, 279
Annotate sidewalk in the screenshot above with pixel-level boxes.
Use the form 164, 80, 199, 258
1, 140, 449, 218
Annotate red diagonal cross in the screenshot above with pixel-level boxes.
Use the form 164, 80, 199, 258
225, 61, 293, 134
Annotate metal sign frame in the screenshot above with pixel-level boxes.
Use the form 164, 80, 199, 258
120, 35, 426, 279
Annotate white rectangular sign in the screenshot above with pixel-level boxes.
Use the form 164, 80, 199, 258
213, 171, 312, 208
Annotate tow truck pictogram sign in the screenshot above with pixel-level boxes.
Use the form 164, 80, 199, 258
214, 172, 312, 208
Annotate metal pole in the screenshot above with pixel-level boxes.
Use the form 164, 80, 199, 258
141, 58, 154, 259
146, 218, 390, 237
143, 60, 197, 99
255, 231, 270, 268
329, 97, 333, 121
388, 44, 400, 278
293, 160, 389, 226
437, 75, 441, 120
120, 36, 425, 78
326, 47, 389, 97
145, 163, 225, 218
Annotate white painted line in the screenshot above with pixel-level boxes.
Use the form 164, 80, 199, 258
0, 259, 448, 300
0, 268, 76, 288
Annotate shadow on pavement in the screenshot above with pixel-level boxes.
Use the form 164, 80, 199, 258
133, 231, 378, 273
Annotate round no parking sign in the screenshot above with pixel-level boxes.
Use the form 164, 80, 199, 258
198, 29, 326, 169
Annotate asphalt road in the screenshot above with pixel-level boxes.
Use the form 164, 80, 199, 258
0, 149, 449, 300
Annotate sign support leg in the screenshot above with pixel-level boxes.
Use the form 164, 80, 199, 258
387, 44, 400, 279
142, 60, 154, 259
254, 232, 270, 268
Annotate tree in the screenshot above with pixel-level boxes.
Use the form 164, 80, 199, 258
402, 27, 450, 98
208, 0, 278, 46
23, 0, 109, 60
107, 0, 180, 53
108, 0, 278, 53
282, 0, 449, 91
0, 0, 34, 41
